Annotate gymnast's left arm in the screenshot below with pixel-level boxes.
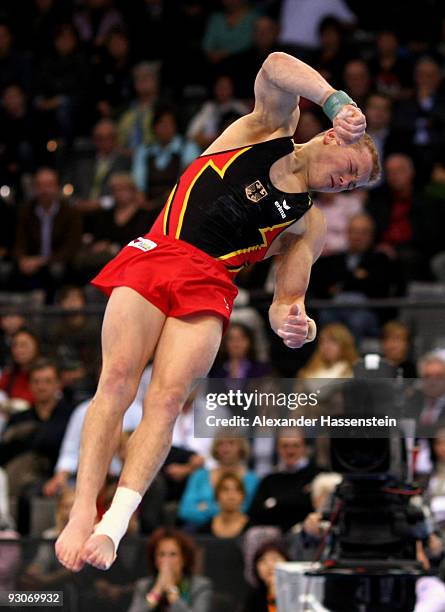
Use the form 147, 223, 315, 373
269, 207, 327, 349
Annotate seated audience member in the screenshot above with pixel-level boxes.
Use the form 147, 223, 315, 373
13, 167, 82, 297
367, 154, 426, 280
128, 527, 213, 612
310, 214, 399, 338
33, 22, 89, 143
0, 359, 72, 514
47, 286, 100, 395
74, 173, 148, 280
364, 92, 407, 187
21, 487, 75, 589
0, 85, 38, 194
91, 26, 134, 119
211, 322, 271, 383
288, 472, 342, 561
179, 436, 258, 527
0, 313, 26, 370
298, 323, 358, 383
341, 58, 373, 110
202, 0, 258, 68
198, 472, 250, 538
380, 321, 417, 378
368, 30, 413, 100
242, 540, 290, 612
225, 15, 283, 99
249, 431, 319, 532
310, 17, 353, 87
313, 190, 364, 256
186, 74, 248, 150
0, 327, 40, 410
132, 106, 200, 211
67, 119, 131, 212
392, 56, 445, 185
411, 353, 445, 476
117, 62, 159, 151
426, 428, 445, 533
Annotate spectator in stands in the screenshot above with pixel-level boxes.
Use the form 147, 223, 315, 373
92, 27, 134, 119
34, 23, 89, 143
368, 30, 413, 100
47, 286, 100, 403
179, 436, 258, 527
364, 93, 406, 185
0, 197, 16, 286
20, 487, 74, 594
249, 431, 319, 532
278, 0, 356, 58
13, 167, 82, 298
412, 353, 445, 476
341, 59, 373, 110
211, 322, 271, 382
313, 190, 364, 256
132, 106, 200, 211
0, 85, 38, 194
298, 323, 358, 381
310, 214, 398, 338
22, 0, 70, 61
367, 153, 424, 280
425, 427, 445, 532
68, 119, 131, 211
128, 527, 213, 612
202, 0, 258, 69
117, 62, 159, 151
74, 0, 124, 48
311, 17, 353, 87
0, 22, 30, 93
74, 173, 147, 280
198, 472, 250, 537
225, 15, 282, 100
393, 56, 445, 184
0, 358, 72, 506
0, 327, 40, 410
0, 312, 26, 370
242, 540, 290, 612
186, 74, 248, 150
380, 321, 417, 378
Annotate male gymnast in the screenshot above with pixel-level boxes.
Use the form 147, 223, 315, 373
56, 52, 380, 571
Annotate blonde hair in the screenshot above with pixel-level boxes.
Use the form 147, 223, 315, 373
352, 133, 381, 185
211, 434, 250, 462
299, 323, 358, 377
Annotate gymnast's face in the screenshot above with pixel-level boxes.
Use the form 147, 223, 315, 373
307, 129, 373, 193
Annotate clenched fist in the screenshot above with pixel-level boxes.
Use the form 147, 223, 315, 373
333, 104, 366, 146
269, 303, 316, 349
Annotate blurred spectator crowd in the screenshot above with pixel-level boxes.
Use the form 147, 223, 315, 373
1, 0, 445, 610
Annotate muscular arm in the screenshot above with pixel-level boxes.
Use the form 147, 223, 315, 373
269, 207, 327, 348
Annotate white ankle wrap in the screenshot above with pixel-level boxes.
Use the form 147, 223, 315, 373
93, 487, 142, 558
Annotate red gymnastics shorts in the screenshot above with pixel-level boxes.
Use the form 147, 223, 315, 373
91, 234, 238, 332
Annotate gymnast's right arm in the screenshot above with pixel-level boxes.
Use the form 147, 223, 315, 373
250, 52, 366, 143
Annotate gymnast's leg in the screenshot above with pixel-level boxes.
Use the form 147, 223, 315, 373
79, 312, 223, 570
55, 287, 166, 571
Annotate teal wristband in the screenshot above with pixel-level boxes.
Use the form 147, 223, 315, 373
322, 90, 356, 121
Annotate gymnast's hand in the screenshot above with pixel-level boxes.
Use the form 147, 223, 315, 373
333, 104, 366, 146
270, 303, 316, 349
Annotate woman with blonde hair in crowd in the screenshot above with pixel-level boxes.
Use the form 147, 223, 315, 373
297, 323, 358, 383
179, 435, 258, 528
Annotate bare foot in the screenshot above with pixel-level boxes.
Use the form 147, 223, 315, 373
81, 534, 116, 570
55, 512, 96, 572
